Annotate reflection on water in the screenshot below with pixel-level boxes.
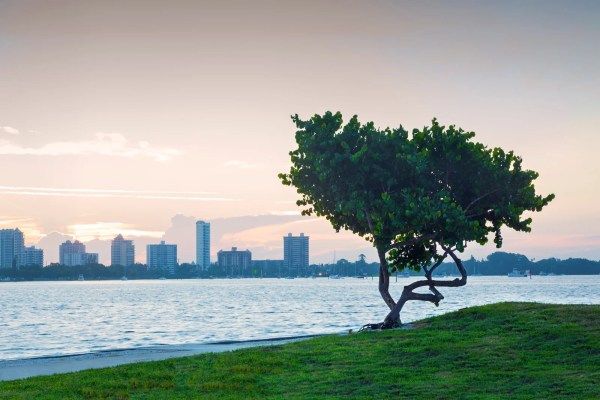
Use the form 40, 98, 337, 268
1, 276, 598, 360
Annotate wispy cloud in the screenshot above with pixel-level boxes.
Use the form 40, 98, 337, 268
269, 210, 301, 216
223, 160, 260, 169
0, 185, 237, 202
1, 126, 20, 135
0, 132, 181, 161
66, 222, 164, 241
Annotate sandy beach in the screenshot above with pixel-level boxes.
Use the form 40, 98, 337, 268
0, 336, 314, 381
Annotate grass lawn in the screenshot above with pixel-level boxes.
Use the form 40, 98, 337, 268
1, 302, 598, 399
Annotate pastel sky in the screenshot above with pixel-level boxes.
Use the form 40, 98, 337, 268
0, 1, 598, 264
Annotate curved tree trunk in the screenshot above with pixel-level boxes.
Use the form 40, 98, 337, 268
380, 248, 467, 328
377, 246, 396, 311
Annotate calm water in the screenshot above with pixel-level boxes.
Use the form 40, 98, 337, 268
1, 276, 599, 361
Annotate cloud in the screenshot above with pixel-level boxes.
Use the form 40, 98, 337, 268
0, 185, 236, 202
269, 210, 302, 216
1, 126, 20, 135
223, 160, 260, 169
159, 213, 309, 263
37, 232, 73, 264
66, 222, 164, 242
218, 217, 376, 262
0, 216, 45, 242
0, 132, 181, 161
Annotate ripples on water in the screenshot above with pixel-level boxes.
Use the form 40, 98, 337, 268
1, 276, 598, 360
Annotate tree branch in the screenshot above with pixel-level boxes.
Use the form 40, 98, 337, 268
464, 188, 502, 213
424, 251, 448, 280
406, 291, 443, 305
390, 233, 436, 251
364, 209, 375, 234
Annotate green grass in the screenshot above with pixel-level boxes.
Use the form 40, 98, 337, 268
1, 302, 598, 399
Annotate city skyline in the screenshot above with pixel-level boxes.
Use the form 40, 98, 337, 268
0, 1, 599, 262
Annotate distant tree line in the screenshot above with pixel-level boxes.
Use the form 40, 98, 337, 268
0, 252, 598, 281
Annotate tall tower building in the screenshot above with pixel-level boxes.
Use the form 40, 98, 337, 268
147, 241, 177, 274
283, 233, 309, 277
111, 234, 135, 267
0, 228, 25, 268
196, 220, 210, 270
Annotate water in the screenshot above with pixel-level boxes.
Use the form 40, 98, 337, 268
1, 276, 598, 361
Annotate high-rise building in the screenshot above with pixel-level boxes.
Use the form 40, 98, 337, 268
147, 241, 177, 274
283, 233, 309, 276
21, 246, 44, 267
195, 220, 210, 270
59, 240, 99, 266
217, 247, 251, 276
111, 234, 135, 267
0, 228, 25, 268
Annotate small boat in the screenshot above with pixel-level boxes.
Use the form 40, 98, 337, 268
158, 277, 167, 280
120, 276, 128, 281
329, 274, 341, 279
507, 268, 526, 277
77, 274, 85, 281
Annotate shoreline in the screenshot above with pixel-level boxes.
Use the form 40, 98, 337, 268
1, 274, 597, 284
0, 335, 319, 382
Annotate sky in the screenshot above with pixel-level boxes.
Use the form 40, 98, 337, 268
0, 0, 598, 264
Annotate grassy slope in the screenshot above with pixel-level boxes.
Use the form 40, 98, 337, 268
1, 302, 598, 400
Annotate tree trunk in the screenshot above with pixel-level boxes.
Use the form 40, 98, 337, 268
379, 248, 467, 329
377, 247, 396, 311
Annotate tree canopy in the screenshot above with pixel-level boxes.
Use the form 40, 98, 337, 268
280, 112, 553, 271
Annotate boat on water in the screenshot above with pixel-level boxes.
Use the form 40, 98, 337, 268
77, 274, 85, 281
120, 276, 128, 281
507, 268, 527, 277
329, 274, 341, 279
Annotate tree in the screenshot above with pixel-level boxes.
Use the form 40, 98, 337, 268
356, 253, 367, 276
279, 112, 554, 328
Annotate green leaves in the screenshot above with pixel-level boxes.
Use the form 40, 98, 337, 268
280, 112, 554, 272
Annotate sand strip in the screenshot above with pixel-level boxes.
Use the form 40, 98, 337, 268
0, 335, 315, 381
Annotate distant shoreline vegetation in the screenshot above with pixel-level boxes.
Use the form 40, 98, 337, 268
0, 252, 599, 281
